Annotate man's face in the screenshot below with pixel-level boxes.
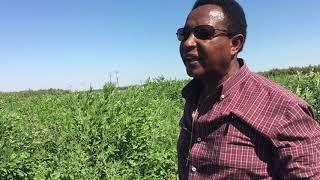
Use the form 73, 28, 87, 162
179, 4, 232, 79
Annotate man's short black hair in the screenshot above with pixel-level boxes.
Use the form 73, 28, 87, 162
193, 0, 247, 52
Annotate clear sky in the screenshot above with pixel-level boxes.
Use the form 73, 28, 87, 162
1, 0, 319, 92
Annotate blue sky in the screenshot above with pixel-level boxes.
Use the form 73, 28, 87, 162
0, 0, 319, 92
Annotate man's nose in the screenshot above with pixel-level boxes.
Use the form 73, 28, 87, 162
182, 33, 197, 49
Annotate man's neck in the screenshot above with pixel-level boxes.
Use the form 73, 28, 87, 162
200, 58, 240, 96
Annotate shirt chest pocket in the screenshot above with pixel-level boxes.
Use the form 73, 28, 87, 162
195, 117, 271, 170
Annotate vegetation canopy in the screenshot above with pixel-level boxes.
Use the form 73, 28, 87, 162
0, 66, 319, 179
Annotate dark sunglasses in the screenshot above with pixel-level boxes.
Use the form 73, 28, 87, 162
176, 25, 233, 41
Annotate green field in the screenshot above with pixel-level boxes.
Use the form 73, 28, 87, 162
0, 69, 319, 179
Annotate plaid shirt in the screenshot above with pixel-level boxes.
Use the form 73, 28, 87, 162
178, 59, 320, 179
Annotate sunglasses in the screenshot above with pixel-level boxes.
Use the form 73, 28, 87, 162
176, 25, 233, 41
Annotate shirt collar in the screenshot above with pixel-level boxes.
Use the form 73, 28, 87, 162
181, 58, 251, 101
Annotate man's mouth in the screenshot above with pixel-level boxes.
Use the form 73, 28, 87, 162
185, 59, 201, 69
184, 54, 199, 62
184, 54, 201, 65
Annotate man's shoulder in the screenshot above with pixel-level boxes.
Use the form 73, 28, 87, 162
231, 71, 314, 135
243, 71, 308, 105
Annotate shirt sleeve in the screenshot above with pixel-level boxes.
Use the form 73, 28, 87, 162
272, 102, 320, 179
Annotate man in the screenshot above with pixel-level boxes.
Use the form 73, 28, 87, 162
176, 0, 320, 179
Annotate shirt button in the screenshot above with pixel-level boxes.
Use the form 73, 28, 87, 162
196, 137, 202, 142
191, 166, 197, 172
220, 94, 225, 100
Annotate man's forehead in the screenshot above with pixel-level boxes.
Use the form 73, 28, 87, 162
208, 11, 224, 24
186, 5, 225, 26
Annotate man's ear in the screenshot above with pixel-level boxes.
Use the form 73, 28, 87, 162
230, 34, 244, 56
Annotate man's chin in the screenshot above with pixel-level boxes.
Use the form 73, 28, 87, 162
187, 70, 205, 79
